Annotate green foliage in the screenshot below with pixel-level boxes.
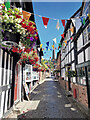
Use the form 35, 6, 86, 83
65, 70, 77, 77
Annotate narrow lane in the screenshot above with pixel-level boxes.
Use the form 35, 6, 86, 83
18, 78, 86, 118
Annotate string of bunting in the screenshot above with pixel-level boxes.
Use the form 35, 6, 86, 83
9, 4, 90, 54
11, 5, 90, 30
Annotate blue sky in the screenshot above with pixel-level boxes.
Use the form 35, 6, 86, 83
32, 2, 82, 59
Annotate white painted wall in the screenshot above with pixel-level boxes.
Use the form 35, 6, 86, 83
72, 50, 74, 61
85, 47, 90, 61
78, 52, 84, 64
69, 53, 71, 63
77, 34, 83, 51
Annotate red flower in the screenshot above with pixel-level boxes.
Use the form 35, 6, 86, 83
12, 47, 18, 53
31, 31, 35, 34
28, 57, 31, 60
36, 64, 38, 66
15, 14, 22, 18
35, 36, 38, 40
29, 22, 33, 26
19, 49, 23, 53
27, 36, 30, 39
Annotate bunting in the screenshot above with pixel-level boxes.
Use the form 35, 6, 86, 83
59, 43, 62, 48
61, 20, 65, 28
40, 44, 43, 48
63, 43, 65, 46
38, 48, 40, 51
5, 0, 10, 10
46, 47, 48, 50
22, 10, 31, 20
46, 41, 49, 46
70, 27, 74, 33
61, 33, 64, 39
71, 19, 76, 27
42, 17, 49, 28
53, 38, 57, 44
67, 41, 69, 44
64, 40, 67, 44
56, 19, 60, 30
80, 17, 85, 25
70, 37, 73, 40
52, 45, 54, 49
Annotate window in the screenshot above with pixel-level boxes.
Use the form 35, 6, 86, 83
83, 25, 90, 44
77, 67, 86, 85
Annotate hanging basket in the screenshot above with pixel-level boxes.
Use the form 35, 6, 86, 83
2, 31, 20, 44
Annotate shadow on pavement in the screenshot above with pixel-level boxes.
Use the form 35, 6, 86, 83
17, 79, 86, 119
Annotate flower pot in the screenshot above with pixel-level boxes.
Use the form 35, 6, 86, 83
3, 31, 20, 44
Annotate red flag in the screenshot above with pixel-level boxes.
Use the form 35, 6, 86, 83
61, 20, 65, 28
42, 17, 49, 28
70, 37, 73, 40
61, 33, 64, 39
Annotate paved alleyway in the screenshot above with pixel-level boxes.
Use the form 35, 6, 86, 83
18, 78, 87, 119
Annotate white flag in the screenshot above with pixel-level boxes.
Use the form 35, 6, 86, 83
71, 18, 76, 27
56, 19, 60, 30
38, 48, 40, 51
53, 38, 57, 44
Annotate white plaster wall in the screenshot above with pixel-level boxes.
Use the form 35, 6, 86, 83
71, 42, 74, 49
61, 68, 65, 80
72, 50, 74, 61
68, 41, 70, 52
78, 52, 84, 64
72, 63, 76, 83
69, 53, 71, 63
72, 63, 75, 70
85, 47, 90, 61
77, 34, 83, 51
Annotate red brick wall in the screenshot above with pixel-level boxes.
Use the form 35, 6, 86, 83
71, 83, 88, 108
58, 78, 68, 90
58, 79, 88, 108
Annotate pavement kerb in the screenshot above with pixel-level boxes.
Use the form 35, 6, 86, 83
58, 81, 90, 119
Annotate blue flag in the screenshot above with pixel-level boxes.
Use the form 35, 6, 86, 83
46, 41, 49, 46
46, 47, 48, 50
67, 41, 69, 44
